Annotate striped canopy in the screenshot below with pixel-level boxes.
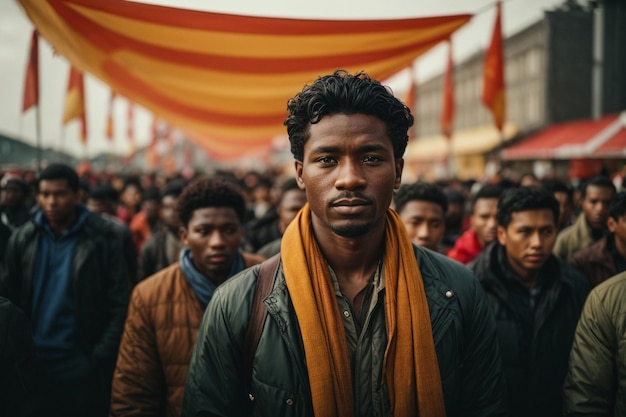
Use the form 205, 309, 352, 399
18, 0, 471, 157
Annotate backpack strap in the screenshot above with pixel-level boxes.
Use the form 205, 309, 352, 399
243, 253, 280, 394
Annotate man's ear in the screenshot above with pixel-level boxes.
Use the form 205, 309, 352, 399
394, 158, 404, 189
179, 226, 188, 245
295, 161, 305, 190
497, 225, 507, 246
608, 216, 617, 233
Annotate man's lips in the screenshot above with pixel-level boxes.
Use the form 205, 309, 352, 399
331, 198, 370, 207
207, 254, 229, 263
525, 253, 546, 262
331, 198, 371, 215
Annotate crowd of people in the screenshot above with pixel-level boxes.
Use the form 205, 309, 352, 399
1, 70, 625, 417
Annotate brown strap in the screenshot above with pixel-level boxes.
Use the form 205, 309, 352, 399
243, 253, 280, 393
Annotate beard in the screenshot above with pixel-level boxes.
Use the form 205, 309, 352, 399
330, 221, 374, 238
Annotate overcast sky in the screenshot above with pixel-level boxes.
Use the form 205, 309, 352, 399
1, 0, 572, 158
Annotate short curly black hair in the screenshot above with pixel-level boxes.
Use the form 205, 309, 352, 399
393, 182, 448, 215
496, 186, 559, 228
37, 163, 79, 192
284, 69, 414, 162
609, 191, 626, 221
177, 177, 246, 228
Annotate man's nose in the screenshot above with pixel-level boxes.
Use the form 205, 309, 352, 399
417, 223, 430, 239
335, 161, 366, 190
207, 231, 226, 247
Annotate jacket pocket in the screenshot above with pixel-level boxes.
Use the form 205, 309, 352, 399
251, 378, 302, 417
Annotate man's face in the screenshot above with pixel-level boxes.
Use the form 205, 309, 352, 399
161, 195, 180, 230
37, 179, 79, 225
497, 209, 557, 279
582, 185, 615, 230
142, 200, 160, 223
471, 198, 498, 246
121, 185, 142, 209
295, 113, 403, 239
398, 200, 445, 251
86, 198, 106, 215
1, 183, 26, 208
608, 213, 626, 252
180, 207, 244, 285
277, 188, 307, 233
553, 191, 573, 229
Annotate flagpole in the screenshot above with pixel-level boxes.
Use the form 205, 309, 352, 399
36, 96, 42, 172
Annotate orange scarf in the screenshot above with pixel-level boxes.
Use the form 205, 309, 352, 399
281, 204, 446, 417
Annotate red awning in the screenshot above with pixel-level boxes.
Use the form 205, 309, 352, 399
594, 128, 626, 157
501, 112, 626, 160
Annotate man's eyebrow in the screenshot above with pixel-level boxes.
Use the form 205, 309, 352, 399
309, 146, 340, 154
360, 144, 388, 153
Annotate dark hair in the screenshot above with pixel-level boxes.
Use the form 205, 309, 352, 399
177, 177, 246, 227
496, 186, 559, 228
394, 182, 448, 214
161, 178, 189, 199
122, 177, 143, 193
88, 185, 117, 201
609, 191, 626, 221
37, 163, 79, 192
142, 186, 161, 203
284, 70, 414, 161
277, 177, 302, 202
542, 178, 573, 203
580, 176, 616, 199
471, 185, 502, 212
444, 189, 465, 206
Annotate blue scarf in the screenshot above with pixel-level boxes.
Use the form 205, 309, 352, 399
179, 247, 244, 308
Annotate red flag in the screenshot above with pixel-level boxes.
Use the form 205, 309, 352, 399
63, 66, 87, 143
441, 40, 455, 138
481, 1, 506, 131
105, 91, 116, 141
22, 30, 39, 112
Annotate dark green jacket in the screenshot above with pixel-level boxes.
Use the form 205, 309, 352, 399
183, 245, 507, 417
563, 270, 626, 417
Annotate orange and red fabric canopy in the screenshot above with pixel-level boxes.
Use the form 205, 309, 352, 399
18, 0, 471, 157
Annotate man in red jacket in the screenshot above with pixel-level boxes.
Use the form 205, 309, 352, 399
448, 185, 502, 264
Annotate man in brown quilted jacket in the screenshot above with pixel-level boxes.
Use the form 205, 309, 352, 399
109, 177, 264, 417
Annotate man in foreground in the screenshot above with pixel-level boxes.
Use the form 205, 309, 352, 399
469, 186, 589, 417
183, 70, 506, 417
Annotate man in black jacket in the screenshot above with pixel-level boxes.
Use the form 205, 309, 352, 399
469, 186, 589, 417
0, 296, 49, 417
0, 164, 129, 417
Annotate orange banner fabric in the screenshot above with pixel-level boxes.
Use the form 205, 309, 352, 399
63, 66, 87, 142
18, 0, 471, 155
